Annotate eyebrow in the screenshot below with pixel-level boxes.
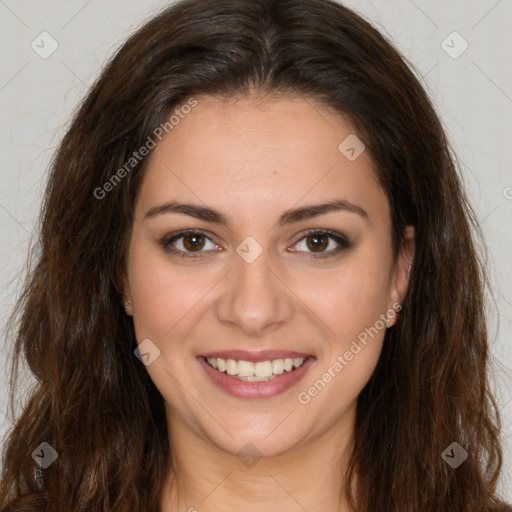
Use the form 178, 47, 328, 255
143, 199, 369, 227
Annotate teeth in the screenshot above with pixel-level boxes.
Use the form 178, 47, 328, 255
205, 356, 306, 379
226, 359, 238, 376
238, 375, 277, 382
292, 357, 304, 368
272, 359, 284, 374
238, 360, 255, 377
255, 361, 273, 377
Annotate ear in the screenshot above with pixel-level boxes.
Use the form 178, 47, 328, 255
119, 271, 133, 316
387, 225, 414, 327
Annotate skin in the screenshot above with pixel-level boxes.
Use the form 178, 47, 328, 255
121, 94, 414, 512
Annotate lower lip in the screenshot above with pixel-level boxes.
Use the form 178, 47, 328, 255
197, 356, 315, 399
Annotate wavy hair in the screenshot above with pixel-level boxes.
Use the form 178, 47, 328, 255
1, 0, 510, 510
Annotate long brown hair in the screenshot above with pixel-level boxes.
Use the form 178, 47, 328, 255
1, 0, 510, 510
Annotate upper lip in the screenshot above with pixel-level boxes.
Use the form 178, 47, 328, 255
198, 350, 314, 363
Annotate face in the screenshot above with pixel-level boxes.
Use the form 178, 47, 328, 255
122, 94, 414, 459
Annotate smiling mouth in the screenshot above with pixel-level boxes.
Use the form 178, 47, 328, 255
204, 356, 308, 382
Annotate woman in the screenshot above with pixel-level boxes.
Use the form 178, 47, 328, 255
0, 0, 510, 510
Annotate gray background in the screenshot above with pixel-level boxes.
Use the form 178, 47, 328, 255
0, 0, 511, 500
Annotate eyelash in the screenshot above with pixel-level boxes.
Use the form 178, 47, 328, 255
161, 229, 352, 260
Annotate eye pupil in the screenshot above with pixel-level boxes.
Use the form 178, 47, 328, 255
183, 234, 205, 251
307, 234, 328, 252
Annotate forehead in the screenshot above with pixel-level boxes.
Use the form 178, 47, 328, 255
135, 94, 389, 227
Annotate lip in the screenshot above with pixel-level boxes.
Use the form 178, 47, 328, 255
197, 355, 316, 399
198, 350, 312, 363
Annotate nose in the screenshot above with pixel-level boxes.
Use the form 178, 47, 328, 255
215, 246, 295, 337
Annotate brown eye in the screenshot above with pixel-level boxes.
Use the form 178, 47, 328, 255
291, 230, 352, 258
305, 234, 329, 252
182, 233, 206, 251
162, 230, 220, 257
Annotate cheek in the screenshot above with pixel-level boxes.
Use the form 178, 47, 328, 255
127, 239, 211, 342
294, 251, 393, 343
295, 256, 391, 412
